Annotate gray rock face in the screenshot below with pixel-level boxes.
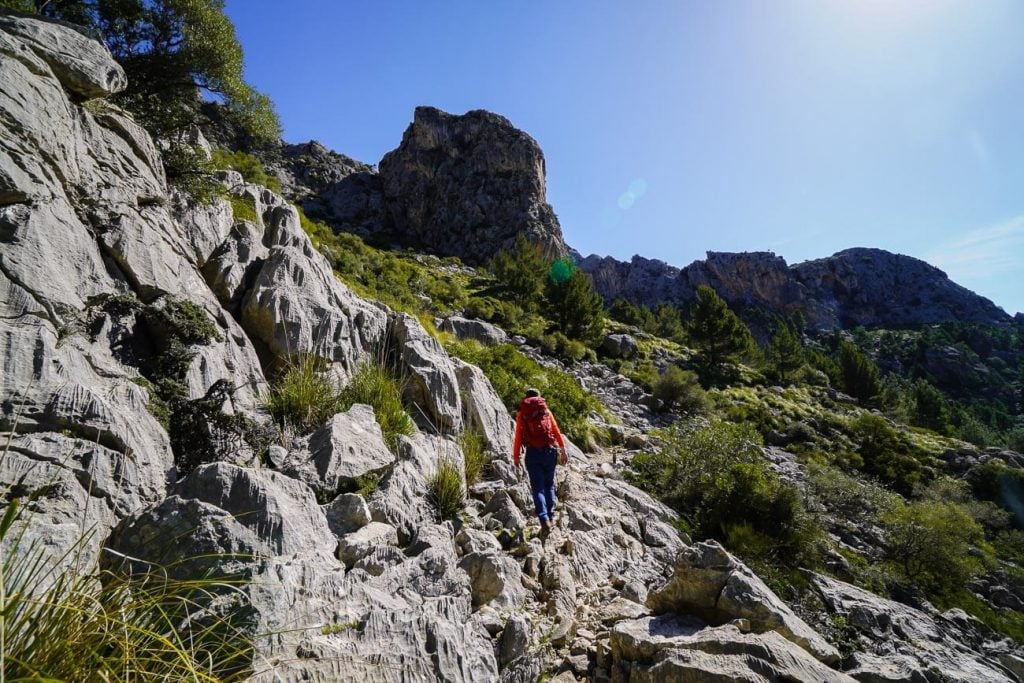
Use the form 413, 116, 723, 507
0, 14, 126, 98
810, 573, 1022, 683
391, 313, 462, 430
610, 615, 854, 683
458, 549, 527, 609
107, 463, 499, 682
282, 404, 396, 500
453, 358, 515, 456
378, 106, 568, 265
648, 541, 839, 664
440, 315, 508, 345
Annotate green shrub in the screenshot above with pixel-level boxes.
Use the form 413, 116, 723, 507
838, 341, 881, 403
445, 341, 607, 449
459, 428, 489, 487
337, 362, 416, 449
428, 455, 465, 520
967, 458, 1024, 527
880, 498, 989, 595
628, 421, 820, 567
0, 500, 251, 681
210, 148, 281, 191
652, 365, 707, 414
806, 464, 899, 526
849, 413, 932, 495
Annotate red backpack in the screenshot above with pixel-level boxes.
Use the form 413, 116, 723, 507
519, 396, 556, 448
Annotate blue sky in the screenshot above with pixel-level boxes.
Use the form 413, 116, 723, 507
226, 0, 1024, 315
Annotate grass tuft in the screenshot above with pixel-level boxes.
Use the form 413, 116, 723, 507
338, 362, 415, 449
264, 355, 340, 434
0, 499, 253, 681
459, 428, 489, 487
427, 455, 464, 520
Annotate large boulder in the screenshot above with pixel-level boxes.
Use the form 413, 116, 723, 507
378, 106, 568, 265
281, 404, 396, 500
440, 315, 508, 345
648, 541, 839, 664
610, 615, 854, 683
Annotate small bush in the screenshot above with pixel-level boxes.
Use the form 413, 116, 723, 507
211, 148, 281, 191
428, 455, 465, 520
338, 362, 415, 450
264, 355, 341, 434
849, 413, 932, 495
629, 421, 820, 567
229, 194, 258, 224
459, 428, 489, 487
880, 498, 989, 595
652, 365, 707, 414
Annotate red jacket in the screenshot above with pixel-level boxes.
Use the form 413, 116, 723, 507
512, 399, 566, 466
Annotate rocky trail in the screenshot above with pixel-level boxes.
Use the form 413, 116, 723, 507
1, 13, 1022, 682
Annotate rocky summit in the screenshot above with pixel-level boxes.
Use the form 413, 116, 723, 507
1, 11, 1023, 683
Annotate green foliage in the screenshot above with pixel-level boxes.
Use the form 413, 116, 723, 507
264, 356, 414, 448
651, 365, 707, 414
264, 355, 340, 434
0, 499, 252, 681
686, 285, 754, 368
544, 267, 605, 344
609, 298, 656, 331
880, 498, 989, 595
211, 148, 281, 191
229, 194, 258, 223
849, 413, 933, 495
767, 324, 804, 383
490, 234, 548, 308
428, 454, 465, 520
459, 428, 489, 487
337, 362, 415, 450
837, 341, 881, 403
967, 458, 1024, 527
628, 421, 820, 567
910, 379, 952, 434
445, 340, 606, 449
36, 0, 281, 192
300, 208, 471, 318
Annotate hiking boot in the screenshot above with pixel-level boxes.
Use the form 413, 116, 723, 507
540, 519, 551, 539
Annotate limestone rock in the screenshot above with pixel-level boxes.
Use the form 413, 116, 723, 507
378, 106, 568, 265
406, 522, 457, 557
601, 333, 639, 359
648, 541, 839, 664
610, 615, 854, 683
499, 613, 532, 669
458, 549, 527, 609
0, 14, 126, 98
282, 404, 396, 500
440, 315, 508, 345
453, 357, 514, 455
323, 492, 372, 536
811, 573, 1022, 683
391, 313, 462, 430
337, 521, 399, 568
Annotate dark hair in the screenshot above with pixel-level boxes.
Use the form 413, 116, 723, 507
524, 387, 541, 398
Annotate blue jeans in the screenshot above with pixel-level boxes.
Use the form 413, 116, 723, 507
525, 446, 558, 522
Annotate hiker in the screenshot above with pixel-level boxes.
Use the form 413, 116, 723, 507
512, 388, 568, 537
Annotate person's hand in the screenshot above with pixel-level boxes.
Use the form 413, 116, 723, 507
558, 448, 568, 465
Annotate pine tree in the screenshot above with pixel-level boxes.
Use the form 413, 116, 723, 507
837, 340, 882, 402
686, 285, 753, 367
490, 234, 548, 309
768, 324, 804, 383
545, 268, 605, 344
